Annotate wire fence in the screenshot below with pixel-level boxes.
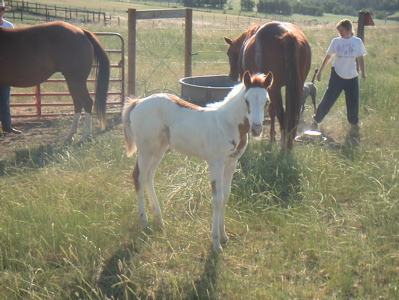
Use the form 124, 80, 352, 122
5, 0, 114, 24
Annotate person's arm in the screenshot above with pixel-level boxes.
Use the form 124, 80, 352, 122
357, 55, 366, 81
316, 54, 333, 82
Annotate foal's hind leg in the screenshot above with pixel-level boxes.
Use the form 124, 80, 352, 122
134, 152, 152, 228
144, 143, 168, 228
134, 146, 167, 228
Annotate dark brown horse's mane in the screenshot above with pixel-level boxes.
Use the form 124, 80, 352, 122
247, 24, 261, 36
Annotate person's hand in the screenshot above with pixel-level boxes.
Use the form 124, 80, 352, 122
316, 71, 322, 82
361, 74, 367, 82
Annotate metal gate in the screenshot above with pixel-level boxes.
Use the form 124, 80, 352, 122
10, 32, 124, 117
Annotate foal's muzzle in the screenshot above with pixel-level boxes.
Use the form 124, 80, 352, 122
251, 123, 263, 137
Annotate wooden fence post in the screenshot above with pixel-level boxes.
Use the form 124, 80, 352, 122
185, 8, 192, 77
127, 8, 192, 96
128, 8, 137, 96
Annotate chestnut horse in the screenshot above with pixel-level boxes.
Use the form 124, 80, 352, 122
0, 21, 110, 142
225, 22, 311, 150
122, 71, 273, 253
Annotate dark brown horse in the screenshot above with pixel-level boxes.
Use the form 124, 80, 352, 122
225, 22, 311, 150
0, 21, 110, 142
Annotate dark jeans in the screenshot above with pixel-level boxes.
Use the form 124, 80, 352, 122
314, 68, 359, 125
0, 85, 12, 128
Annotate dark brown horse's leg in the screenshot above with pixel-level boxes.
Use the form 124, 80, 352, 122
268, 87, 285, 144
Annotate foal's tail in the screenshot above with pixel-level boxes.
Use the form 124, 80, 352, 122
281, 33, 302, 150
122, 98, 139, 156
84, 30, 110, 131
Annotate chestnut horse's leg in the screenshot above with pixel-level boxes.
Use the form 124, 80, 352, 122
65, 113, 81, 143
209, 159, 226, 253
65, 77, 94, 142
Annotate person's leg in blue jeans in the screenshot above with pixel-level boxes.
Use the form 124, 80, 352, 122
313, 69, 344, 125
0, 85, 21, 134
0, 85, 12, 129
344, 76, 359, 125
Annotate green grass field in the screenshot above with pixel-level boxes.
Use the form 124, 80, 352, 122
1, 1, 399, 299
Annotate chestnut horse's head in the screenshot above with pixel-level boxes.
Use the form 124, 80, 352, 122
224, 25, 260, 82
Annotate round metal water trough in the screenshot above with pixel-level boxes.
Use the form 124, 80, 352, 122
179, 74, 237, 106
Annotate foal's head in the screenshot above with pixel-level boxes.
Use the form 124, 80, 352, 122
243, 71, 273, 137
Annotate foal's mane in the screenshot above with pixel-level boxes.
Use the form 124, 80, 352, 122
206, 82, 245, 109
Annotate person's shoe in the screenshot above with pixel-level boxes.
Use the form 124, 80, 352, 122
2, 126, 22, 134
349, 124, 360, 136
310, 120, 318, 131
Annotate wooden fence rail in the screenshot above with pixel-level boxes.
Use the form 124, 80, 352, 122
5, 0, 112, 24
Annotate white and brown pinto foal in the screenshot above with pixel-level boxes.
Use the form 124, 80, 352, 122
122, 71, 273, 253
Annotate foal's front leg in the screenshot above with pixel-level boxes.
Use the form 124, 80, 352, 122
219, 160, 238, 244
209, 161, 225, 253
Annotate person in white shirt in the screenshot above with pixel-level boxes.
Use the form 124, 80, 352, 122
312, 19, 367, 135
0, 0, 22, 134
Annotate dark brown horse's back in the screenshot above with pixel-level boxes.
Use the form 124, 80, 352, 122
257, 22, 311, 149
255, 22, 310, 86
225, 21, 311, 149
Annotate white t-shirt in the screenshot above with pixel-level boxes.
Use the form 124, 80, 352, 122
326, 35, 367, 79
0, 19, 14, 29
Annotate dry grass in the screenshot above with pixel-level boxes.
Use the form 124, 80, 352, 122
1, 3, 399, 299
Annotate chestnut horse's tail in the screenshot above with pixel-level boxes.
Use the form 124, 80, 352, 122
122, 99, 139, 156
83, 30, 110, 130
281, 33, 301, 150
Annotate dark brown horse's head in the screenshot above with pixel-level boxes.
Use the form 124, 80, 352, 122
224, 25, 260, 82
224, 36, 241, 81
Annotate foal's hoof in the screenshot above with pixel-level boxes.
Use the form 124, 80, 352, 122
213, 244, 223, 254
213, 239, 223, 253
220, 234, 229, 244
64, 137, 74, 145
81, 135, 93, 143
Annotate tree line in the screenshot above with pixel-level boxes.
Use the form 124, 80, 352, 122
182, 0, 399, 20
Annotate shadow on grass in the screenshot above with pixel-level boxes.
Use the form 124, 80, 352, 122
233, 141, 303, 208
325, 131, 361, 160
70, 230, 220, 300
0, 143, 56, 176
0, 113, 122, 176
186, 246, 220, 300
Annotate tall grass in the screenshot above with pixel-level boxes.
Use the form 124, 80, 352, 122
1, 5, 399, 299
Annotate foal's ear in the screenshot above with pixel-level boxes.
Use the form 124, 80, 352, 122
243, 70, 251, 87
263, 71, 274, 89
224, 37, 233, 45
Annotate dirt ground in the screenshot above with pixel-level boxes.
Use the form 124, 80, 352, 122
0, 114, 122, 162
0, 118, 69, 161
1, 115, 352, 164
